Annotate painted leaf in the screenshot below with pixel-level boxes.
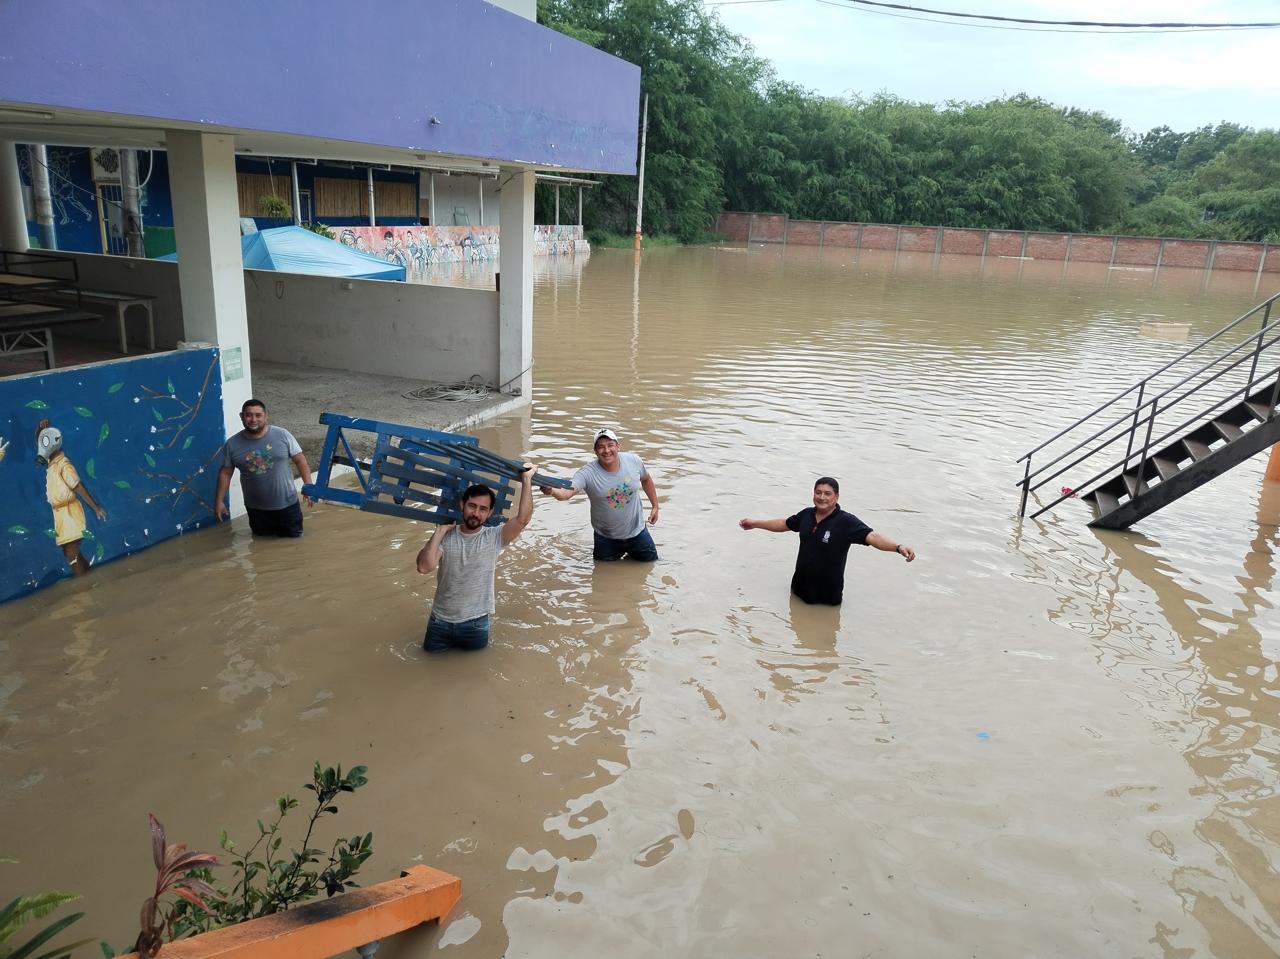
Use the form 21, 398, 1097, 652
85, 458, 96, 479
144, 453, 157, 468
44, 529, 56, 539
7, 525, 27, 535
95, 541, 104, 561
153, 407, 164, 422
114, 480, 131, 489
167, 377, 176, 394
81, 528, 95, 541
182, 435, 195, 450
107, 382, 125, 394
99, 423, 110, 446
25, 399, 50, 409
74, 406, 93, 417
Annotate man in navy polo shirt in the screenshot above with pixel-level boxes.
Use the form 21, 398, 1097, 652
739, 476, 915, 605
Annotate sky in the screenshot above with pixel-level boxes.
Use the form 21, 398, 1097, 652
705, 0, 1280, 135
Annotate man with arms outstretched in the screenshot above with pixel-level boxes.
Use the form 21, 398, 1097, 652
740, 476, 915, 605
540, 428, 660, 561
416, 464, 536, 653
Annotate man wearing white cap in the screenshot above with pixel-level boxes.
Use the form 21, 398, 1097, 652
540, 428, 660, 561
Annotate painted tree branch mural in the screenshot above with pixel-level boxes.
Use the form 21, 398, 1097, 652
1, 348, 224, 602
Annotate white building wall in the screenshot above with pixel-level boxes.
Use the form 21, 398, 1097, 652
424, 173, 500, 228
483, 0, 536, 20
244, 270, 501, 384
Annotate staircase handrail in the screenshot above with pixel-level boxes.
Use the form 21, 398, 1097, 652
1016, 290, 1280, 467
1019, 314, 1280, 491
1026, 360, 1280, 520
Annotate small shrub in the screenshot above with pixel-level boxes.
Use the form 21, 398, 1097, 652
259, 195, 292, 219
170, 763, 373, 938
0, 859, 94, 959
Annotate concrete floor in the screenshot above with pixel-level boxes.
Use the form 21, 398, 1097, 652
253, 359, 526, 463
1, 338, 525, 463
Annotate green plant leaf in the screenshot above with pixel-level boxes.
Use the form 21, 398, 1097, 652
73, 407, 92, 418
113, 480, 130, 490
0, 892, 80, 940
25, 399, 49, 410
107, 382, 124, 394
84, 459, 96, 480
98, 423, 109, 447
100, 942, 117, 958
182, 435, 195, 450
144, 453, 156, 468
29, 935, 96, 959
7, 525, 27, 535
7, 911, 84, 959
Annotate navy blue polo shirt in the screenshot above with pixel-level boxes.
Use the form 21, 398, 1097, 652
785, 506, 872, 605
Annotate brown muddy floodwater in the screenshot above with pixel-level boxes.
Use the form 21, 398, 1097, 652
3, 246, 1280, 958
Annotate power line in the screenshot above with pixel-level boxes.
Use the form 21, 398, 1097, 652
711, 0, 1280, 32
797, 0, 1280, 29
805, 0, 1270, 34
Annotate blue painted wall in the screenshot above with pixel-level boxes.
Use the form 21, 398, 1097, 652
1, 349, 224, 604
2, 0, 640, 175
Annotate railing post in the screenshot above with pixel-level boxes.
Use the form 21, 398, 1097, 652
1018, 457, 1031, 517
1246, 301, 1271, 391
1134, 398, 1158, 494
1123, 382, 1146, 472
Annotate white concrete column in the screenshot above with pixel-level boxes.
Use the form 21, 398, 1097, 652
165, 130, 253, 510
498, 167, 534, 397
0, 140, 29, 251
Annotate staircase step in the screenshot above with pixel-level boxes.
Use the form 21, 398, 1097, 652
1089, 489, 1121, 518
1183, 438, 1212, 462
1212, 419, 1244, 442
1245, 401, 1272, 422
1151, 456, 1180, 481
1121, 472, 1147, 497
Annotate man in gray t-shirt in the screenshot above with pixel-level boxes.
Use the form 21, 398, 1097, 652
415, 464, 536, 653
540, 428, 660, 561
214, 399, 314, 537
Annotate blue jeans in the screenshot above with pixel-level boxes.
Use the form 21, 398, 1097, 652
593, 527, 659, 562
423, 614, 490, 653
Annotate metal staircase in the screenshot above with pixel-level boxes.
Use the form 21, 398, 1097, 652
1017, 291, 1280, 530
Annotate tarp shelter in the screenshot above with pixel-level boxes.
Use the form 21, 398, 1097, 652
160, 226, 406, 280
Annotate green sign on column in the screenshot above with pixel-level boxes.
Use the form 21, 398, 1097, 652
222, 346, 244, 382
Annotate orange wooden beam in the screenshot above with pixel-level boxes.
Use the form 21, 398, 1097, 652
119, 866, 459, 959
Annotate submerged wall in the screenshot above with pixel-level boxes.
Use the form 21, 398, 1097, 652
1, 349, 224, 604
244, 270, 501, 384
717, 213, 1280, 275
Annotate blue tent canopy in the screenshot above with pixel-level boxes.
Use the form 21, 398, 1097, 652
159, 226, 406, 280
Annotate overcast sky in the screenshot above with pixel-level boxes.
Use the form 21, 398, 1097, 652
706, 0, 1279, 135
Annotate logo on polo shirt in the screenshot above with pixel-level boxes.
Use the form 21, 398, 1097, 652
822, 530, 830, 543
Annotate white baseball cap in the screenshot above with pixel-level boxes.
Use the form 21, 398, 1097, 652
593, 428, 618, 445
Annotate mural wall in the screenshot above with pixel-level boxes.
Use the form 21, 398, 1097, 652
332, 224, 588, 281
1, 349, 224, 604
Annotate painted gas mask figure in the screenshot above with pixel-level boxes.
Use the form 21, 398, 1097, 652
35, 418, 108, 576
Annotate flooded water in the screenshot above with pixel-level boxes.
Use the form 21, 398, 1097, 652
3, 246, 1280, 958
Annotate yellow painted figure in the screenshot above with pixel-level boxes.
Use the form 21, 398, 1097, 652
35, 419, 107, 576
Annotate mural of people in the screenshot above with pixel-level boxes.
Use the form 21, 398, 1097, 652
35, 418, 108, 576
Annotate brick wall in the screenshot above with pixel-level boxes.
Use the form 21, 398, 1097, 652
714, 212, 1278, 273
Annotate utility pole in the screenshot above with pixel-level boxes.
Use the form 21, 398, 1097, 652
633, 93, 648, 252
28, 144, 56, 250
120, 148, 145, 257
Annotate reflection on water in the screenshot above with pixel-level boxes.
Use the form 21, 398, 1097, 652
2, 245, 1280, 957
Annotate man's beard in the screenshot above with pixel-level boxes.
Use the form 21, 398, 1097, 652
462, 516, 484, 530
